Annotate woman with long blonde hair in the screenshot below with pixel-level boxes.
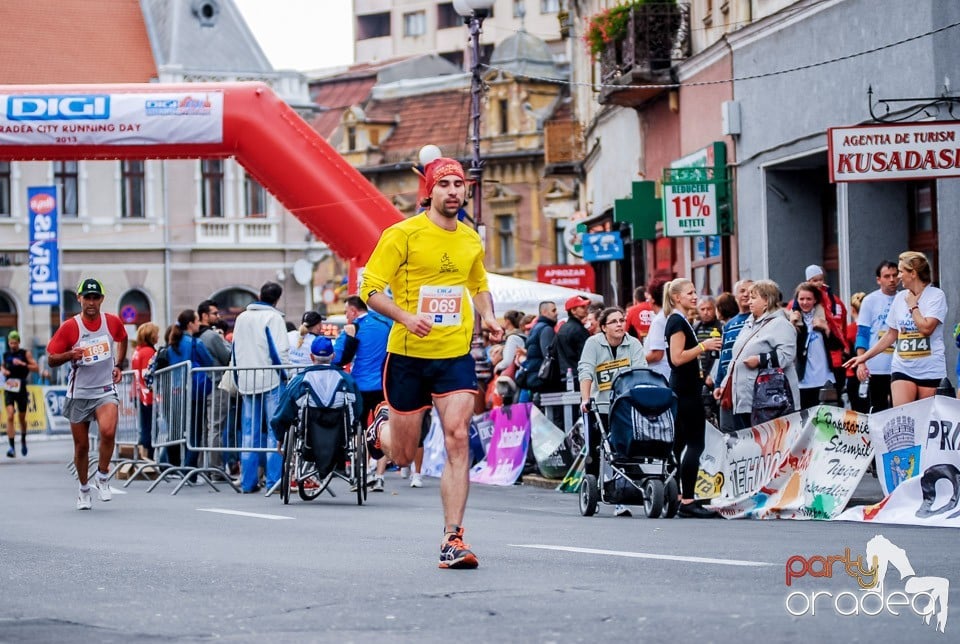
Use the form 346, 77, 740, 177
846, 251, 947, 406
664, 278, 722, 518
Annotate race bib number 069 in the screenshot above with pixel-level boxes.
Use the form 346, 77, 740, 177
418, 285, 464, 326
896, 331, 931, 359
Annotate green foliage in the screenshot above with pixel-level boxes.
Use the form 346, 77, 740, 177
582, 0, 677, 58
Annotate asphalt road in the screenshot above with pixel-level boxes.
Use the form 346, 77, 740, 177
1, 438, 956, 643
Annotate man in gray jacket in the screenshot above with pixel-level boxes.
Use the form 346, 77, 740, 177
232, 282, 290, 493
197, 299, 232, 473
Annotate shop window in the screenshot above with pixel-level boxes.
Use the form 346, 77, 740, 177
357, 12, 390, 40
211, 287, 257, 329
691, 236, 723, 294
245, 173, 267, 218
821, 185, 839, 286
0, 291, 16, 344
121, 160, 145, 218
118, 289, 152, 326
497, 214, 516, 268
555, 220, 568, 265
201, 159, 224, 218
0, 161, 10, 217
908, 181, 939, 283
437, 3, 460, 29
404, 11, 426, 37
54, 161, 79, 217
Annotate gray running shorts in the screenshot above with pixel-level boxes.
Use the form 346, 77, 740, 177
63, 392, 120, 424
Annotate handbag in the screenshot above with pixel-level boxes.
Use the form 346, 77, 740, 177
719, 379, 733, 411
750, 352, 795, 426
218, 345, 238, 395
718, 316, 775, 413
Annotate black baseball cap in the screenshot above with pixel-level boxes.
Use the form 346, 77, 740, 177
77, 278, 105, 297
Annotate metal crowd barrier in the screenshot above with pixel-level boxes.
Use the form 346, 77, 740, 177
147, 362, 308, 496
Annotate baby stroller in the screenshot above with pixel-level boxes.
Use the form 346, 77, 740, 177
270, 364, 367, 505
579, 368, 680, 519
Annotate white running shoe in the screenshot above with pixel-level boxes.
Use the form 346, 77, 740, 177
410, 473, 423, 488
400, 466, 410, 479
371, 476, 385, 492
77, 488, 93, 510
94, 475, 112, 502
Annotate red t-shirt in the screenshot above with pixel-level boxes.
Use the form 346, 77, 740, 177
47, 314, 128, 355
131, 344, 156, 406
625, 302, 653, 340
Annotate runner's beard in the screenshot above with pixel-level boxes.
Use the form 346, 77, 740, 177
439, 200, 461, 218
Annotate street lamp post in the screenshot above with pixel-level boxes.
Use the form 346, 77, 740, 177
453, 0, 495, 234
454, 0, 496, 402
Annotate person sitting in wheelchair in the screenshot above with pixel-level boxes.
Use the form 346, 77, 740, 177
271, 336, 363, 479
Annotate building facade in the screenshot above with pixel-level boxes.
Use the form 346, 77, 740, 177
0, 0, 327, 357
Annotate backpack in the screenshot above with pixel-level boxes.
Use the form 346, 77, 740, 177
537, 334, 562, 386
143, 345, 170, 390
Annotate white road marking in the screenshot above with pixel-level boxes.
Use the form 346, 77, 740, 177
107, 486, 127, 495
509, 544, 775, 567
196, 508, 295, 521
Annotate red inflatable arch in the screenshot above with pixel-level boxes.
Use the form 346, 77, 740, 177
0, 82, 402, 267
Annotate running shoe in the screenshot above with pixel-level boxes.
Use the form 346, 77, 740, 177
94, 475, 112, 502
410, 473, 423, 488
400, 466, 410, 479
371, 476, 385, 492
365, 403, 389, 460
20, 443, 27, 456
614, 504, 632, 517
77, 487, 93, 510
439, 527, 479, 569
5, 447, 13, 458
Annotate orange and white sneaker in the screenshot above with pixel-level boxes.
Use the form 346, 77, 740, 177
439, 527, 479, 569
366, 403, 389, 460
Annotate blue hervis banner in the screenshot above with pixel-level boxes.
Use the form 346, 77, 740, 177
27, 186, 59, 306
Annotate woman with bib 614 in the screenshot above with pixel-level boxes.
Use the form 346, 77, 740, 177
845, 251, 947, 406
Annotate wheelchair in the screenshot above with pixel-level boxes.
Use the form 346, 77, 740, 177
280, 393, 367, 506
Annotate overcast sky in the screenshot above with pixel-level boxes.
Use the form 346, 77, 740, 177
234, 0, 354, 71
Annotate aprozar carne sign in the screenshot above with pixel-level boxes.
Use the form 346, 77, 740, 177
0, 92, 224, 146
828, 121, 960, 182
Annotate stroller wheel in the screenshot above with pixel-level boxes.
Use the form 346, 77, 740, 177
579, 475, 599, 516
663, 478, 680, 518
643, 479, 664, 519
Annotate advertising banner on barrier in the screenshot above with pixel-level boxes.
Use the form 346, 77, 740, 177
704, 406, 873, 519
839, 396, 960, 527
27, 186, 59, 306
470, 403, 531, 486
0, 91, 224, 146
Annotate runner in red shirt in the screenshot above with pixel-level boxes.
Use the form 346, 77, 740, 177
624, 285, 653, 342
47, 278, 127, 510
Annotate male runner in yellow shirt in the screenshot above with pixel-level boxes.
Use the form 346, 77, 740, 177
363, 156, 503, 568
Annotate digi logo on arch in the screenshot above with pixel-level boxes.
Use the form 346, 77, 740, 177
6, 95, 110, 121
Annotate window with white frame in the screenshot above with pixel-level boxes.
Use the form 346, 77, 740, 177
201, 159, 224, 218
54, 161, 79, 217
497, 214, 516, 268
121, 160, 145, 218
0, 162, 10, 217
541, 0, 559, 14
404, 11, 426, 37
245, 172, 267, 217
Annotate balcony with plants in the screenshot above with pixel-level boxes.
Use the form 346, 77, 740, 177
584, 1, 690, 106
